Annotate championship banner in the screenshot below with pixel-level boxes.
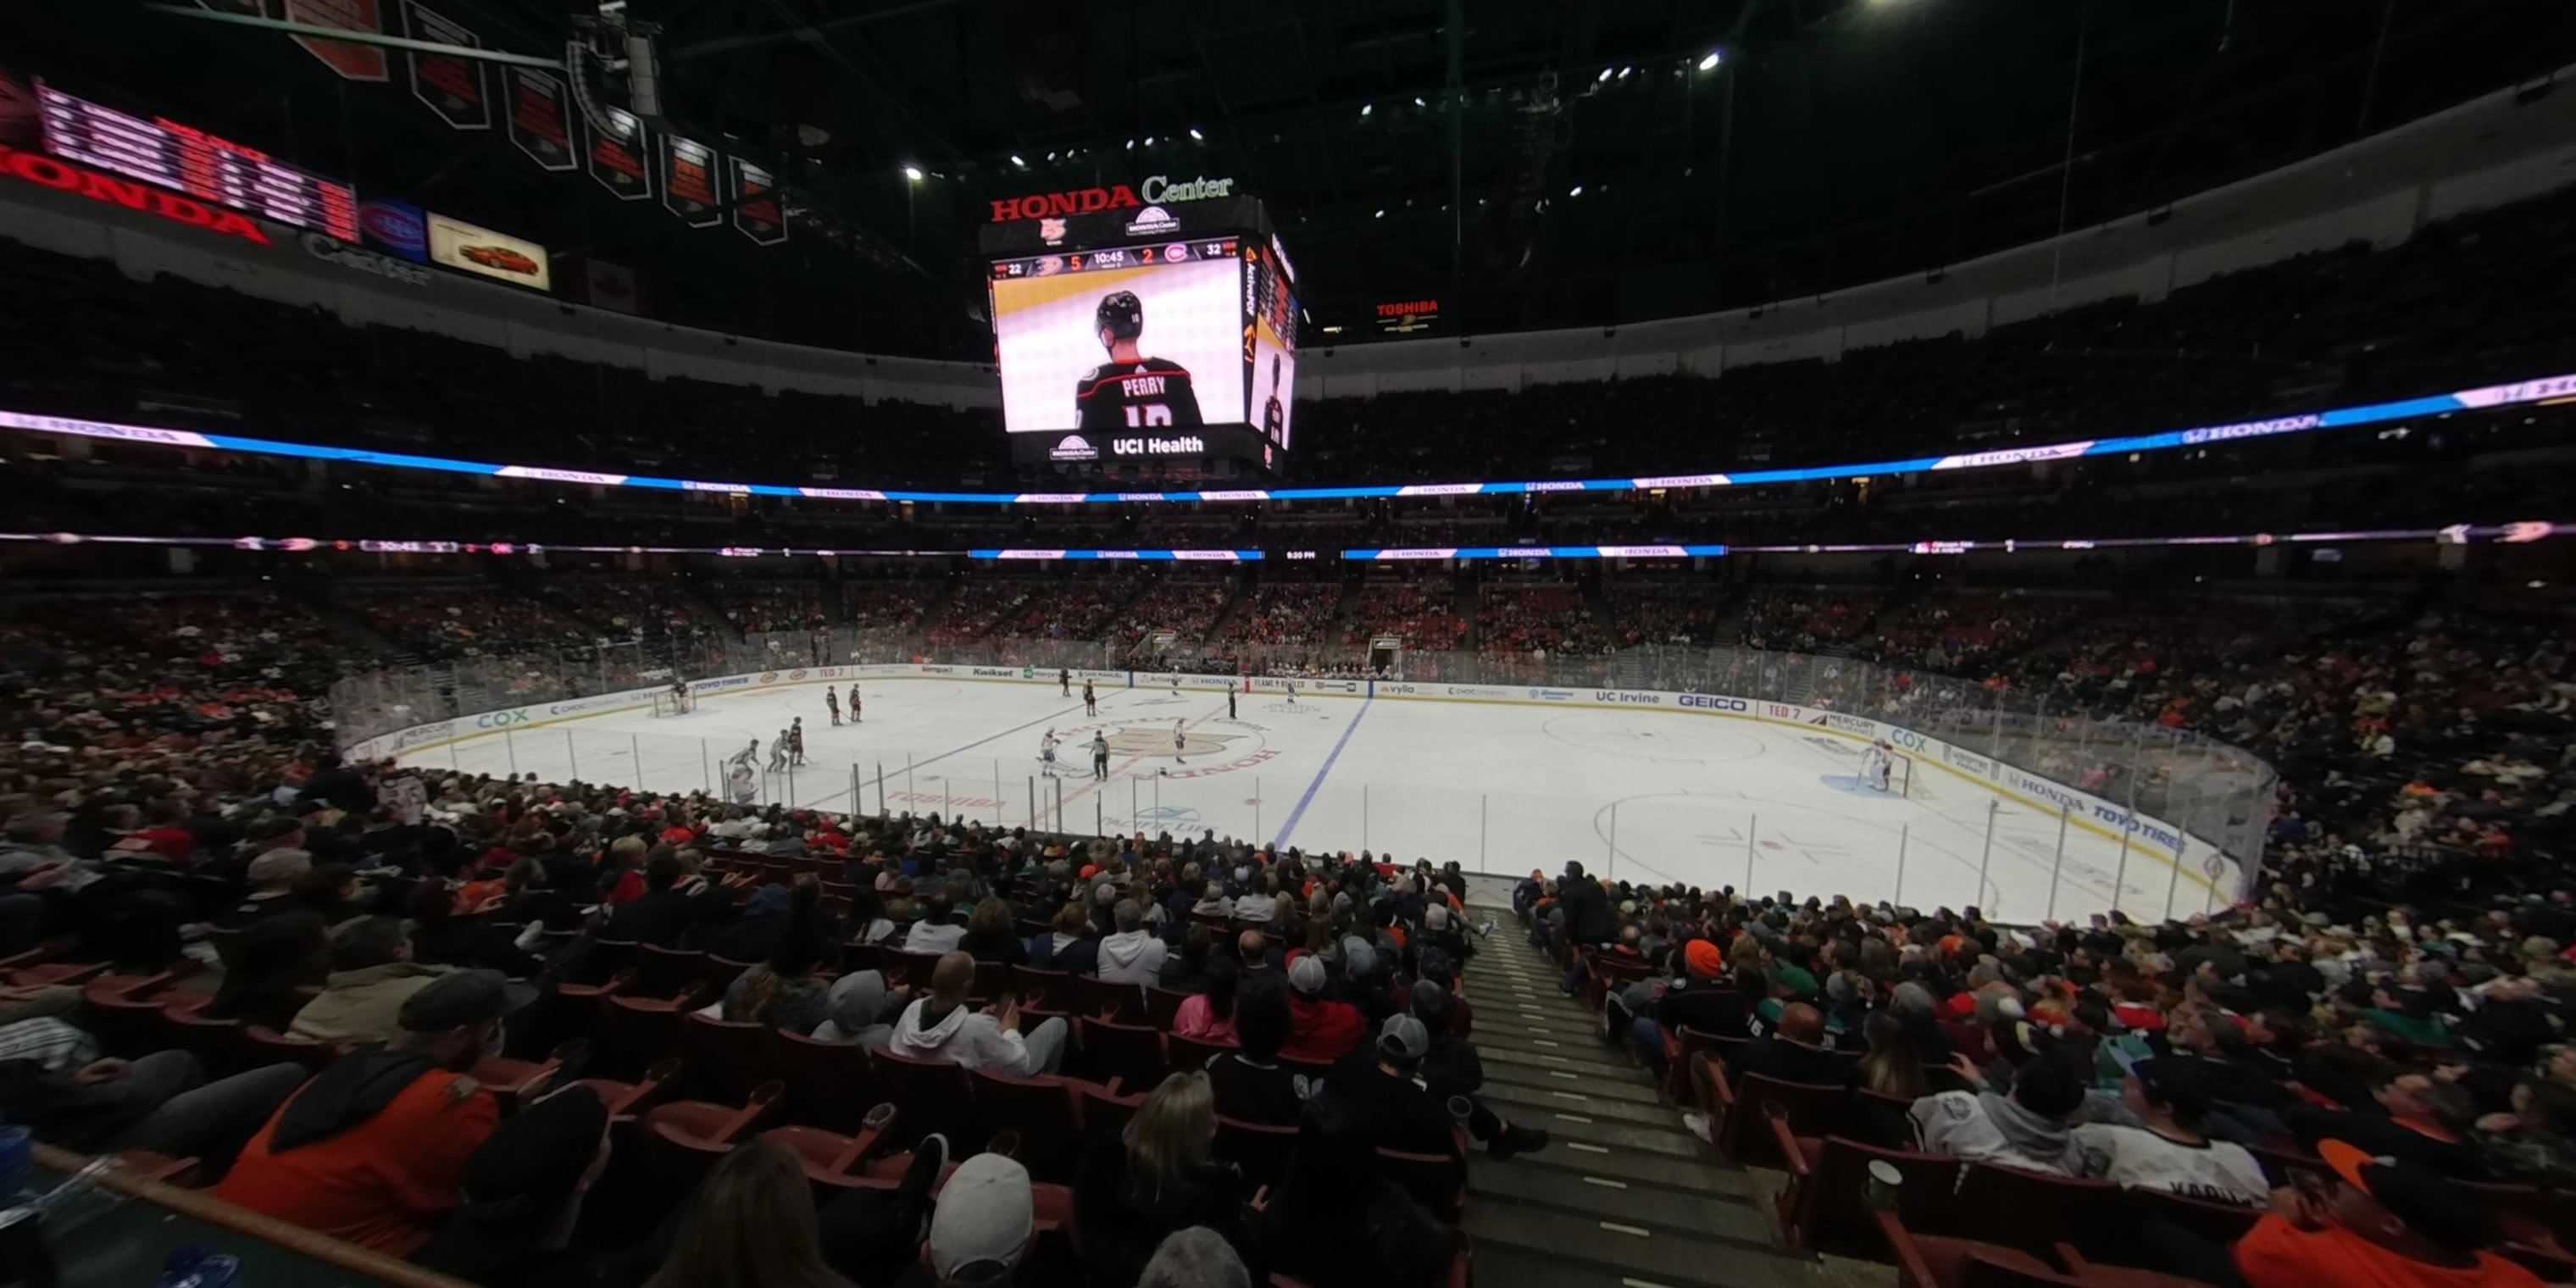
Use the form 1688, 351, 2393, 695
729, 155, 786, 246
586, 103, 650, 200
504, 68, 577, 172
403, 2, 491, 130
282, 0, 389, 81
658, 134, 720, 227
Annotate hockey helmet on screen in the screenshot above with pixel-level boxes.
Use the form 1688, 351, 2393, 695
1096, 290, 1145, 342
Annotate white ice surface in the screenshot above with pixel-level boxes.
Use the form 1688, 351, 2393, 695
397, 679, 2223, 922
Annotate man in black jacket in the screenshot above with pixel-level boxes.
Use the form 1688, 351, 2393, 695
1555, 861, 1615, 946
601, 852, 741, 948
1413, 980, 1548, 1158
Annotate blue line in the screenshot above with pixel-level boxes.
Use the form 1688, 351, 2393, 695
1271, 697, 1373, 852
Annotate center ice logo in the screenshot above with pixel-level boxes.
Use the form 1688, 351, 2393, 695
1088, 724, 1244, 759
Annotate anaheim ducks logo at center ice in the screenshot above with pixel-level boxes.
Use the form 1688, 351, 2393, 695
1085, 724, 1244, 759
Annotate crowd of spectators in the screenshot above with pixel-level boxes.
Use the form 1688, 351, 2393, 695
1115, 578, 1236, 647
341, 586, 591, 662
1346, 580, 1466, 651
704, 580, 835, 636
1740, 589, 1887, 652
1218, 581, 1344, 648
1525, 847, 2576, 1288
997, 573, 1142, 642
545, 579, 719, 647
0, 701, 1528, 1288
841, 580, 941, 632
1474, 583, 1613, 658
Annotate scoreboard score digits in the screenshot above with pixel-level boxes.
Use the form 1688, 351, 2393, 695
36, 80, 359, 243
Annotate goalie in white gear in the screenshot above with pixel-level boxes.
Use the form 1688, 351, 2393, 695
1860, 740, 1894, 791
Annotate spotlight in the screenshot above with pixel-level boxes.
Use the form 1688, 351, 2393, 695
1596, 67, 1613, 83
1413, 96, 1426, 107
1698, 50, 1723, 70
1374, 208, 1385, 219
902, 164, 924, 181
1359, 103, 1373, 117
1189, 126, 1204, 140
1617, 65, 1633, 79
1009, 154, 1026, 167
1568, 184, 1583, 196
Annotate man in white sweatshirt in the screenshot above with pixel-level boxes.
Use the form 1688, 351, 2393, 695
1095, 899, 1169, 986
890, 952, 1068, 1076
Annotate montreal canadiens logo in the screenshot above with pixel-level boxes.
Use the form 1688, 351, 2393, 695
359, 203, 425, 253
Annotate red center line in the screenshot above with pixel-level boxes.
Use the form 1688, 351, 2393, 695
1047, 702, 1234, 825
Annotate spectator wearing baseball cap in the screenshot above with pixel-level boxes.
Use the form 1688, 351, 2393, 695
1280, 954, 1364, 1061
2174, 1138, 2548, 1288
921, 1151, 1035, 1285
1322, 1013, 1463, 1161
410, 1085, 613, 1286
2072, 1056, 2270, 1206
217, 969, 514, 1252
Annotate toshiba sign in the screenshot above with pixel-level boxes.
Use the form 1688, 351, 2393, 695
0, 145, 270, 246
989, 175, 1235, 223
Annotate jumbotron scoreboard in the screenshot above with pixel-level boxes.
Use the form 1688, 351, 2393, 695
979, 178, 1297, 477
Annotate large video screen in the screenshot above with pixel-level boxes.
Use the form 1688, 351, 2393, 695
991, 242, 1243, 435
1249, 242, 1297, 450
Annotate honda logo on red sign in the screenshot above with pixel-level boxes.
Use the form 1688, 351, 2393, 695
990, 185, 1141, 223
0, 146, 269, 245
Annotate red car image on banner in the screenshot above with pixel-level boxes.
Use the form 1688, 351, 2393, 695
425, 209, 551, 291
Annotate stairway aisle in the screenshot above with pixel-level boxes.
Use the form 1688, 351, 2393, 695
1456, 902, 1827, 1288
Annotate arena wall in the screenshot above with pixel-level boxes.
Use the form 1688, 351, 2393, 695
342, 663, 2244, 906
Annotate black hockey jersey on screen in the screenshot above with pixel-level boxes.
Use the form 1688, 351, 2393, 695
1263, 395, 1285, 437
1076, 358, 1204, 431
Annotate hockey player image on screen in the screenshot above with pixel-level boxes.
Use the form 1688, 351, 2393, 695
1262, 353, 1286, 440
1076, 290, 1206, 431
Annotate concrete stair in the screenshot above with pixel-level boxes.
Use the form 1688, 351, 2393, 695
1457, 904, 1831, 1288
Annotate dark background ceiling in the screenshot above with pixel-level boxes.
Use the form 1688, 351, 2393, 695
6, 0, 2573, 359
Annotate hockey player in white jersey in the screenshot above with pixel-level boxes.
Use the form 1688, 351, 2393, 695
1860, 740, 1894, 791
1039, 729, 1063, 775
1173, 718, 1188, 764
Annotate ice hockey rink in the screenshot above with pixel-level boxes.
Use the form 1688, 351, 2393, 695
389, 675, 2232, 923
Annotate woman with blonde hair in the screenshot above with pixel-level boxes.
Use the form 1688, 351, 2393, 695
644, 1139, 852, 1288
1072, 1070, 1259, 1286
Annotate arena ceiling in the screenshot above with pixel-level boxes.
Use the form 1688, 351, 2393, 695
7, 0, 2575, 358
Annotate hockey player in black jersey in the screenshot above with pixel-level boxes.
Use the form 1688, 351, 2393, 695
1075, 290, 1204, 431
1261, 353, 1286, 440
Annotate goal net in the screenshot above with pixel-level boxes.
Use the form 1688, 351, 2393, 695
1883, 749, 1918, 797
652, 690, 693, 718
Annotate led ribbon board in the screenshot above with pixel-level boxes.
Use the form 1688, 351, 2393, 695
1, 369, 2568, 506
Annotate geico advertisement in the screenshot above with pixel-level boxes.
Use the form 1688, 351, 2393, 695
427, 212, 552, 291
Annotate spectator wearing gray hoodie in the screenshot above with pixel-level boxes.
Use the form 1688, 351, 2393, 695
1098, 899, 1171, 986
1910, 1045, 2091, 1175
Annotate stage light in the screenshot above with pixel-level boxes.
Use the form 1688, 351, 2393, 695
902, 164, 924, 181
1009, 154, 1026, 167
1698, 50, 1723, 69
1374, 208, 1385, 219
1359, 103, 1373, 117
1568, 184, 1583, 196
1189, 126, 1204, 140
1596, 67, 1613, 82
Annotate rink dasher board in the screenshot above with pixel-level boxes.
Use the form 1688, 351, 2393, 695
341, 663, 2240, 900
